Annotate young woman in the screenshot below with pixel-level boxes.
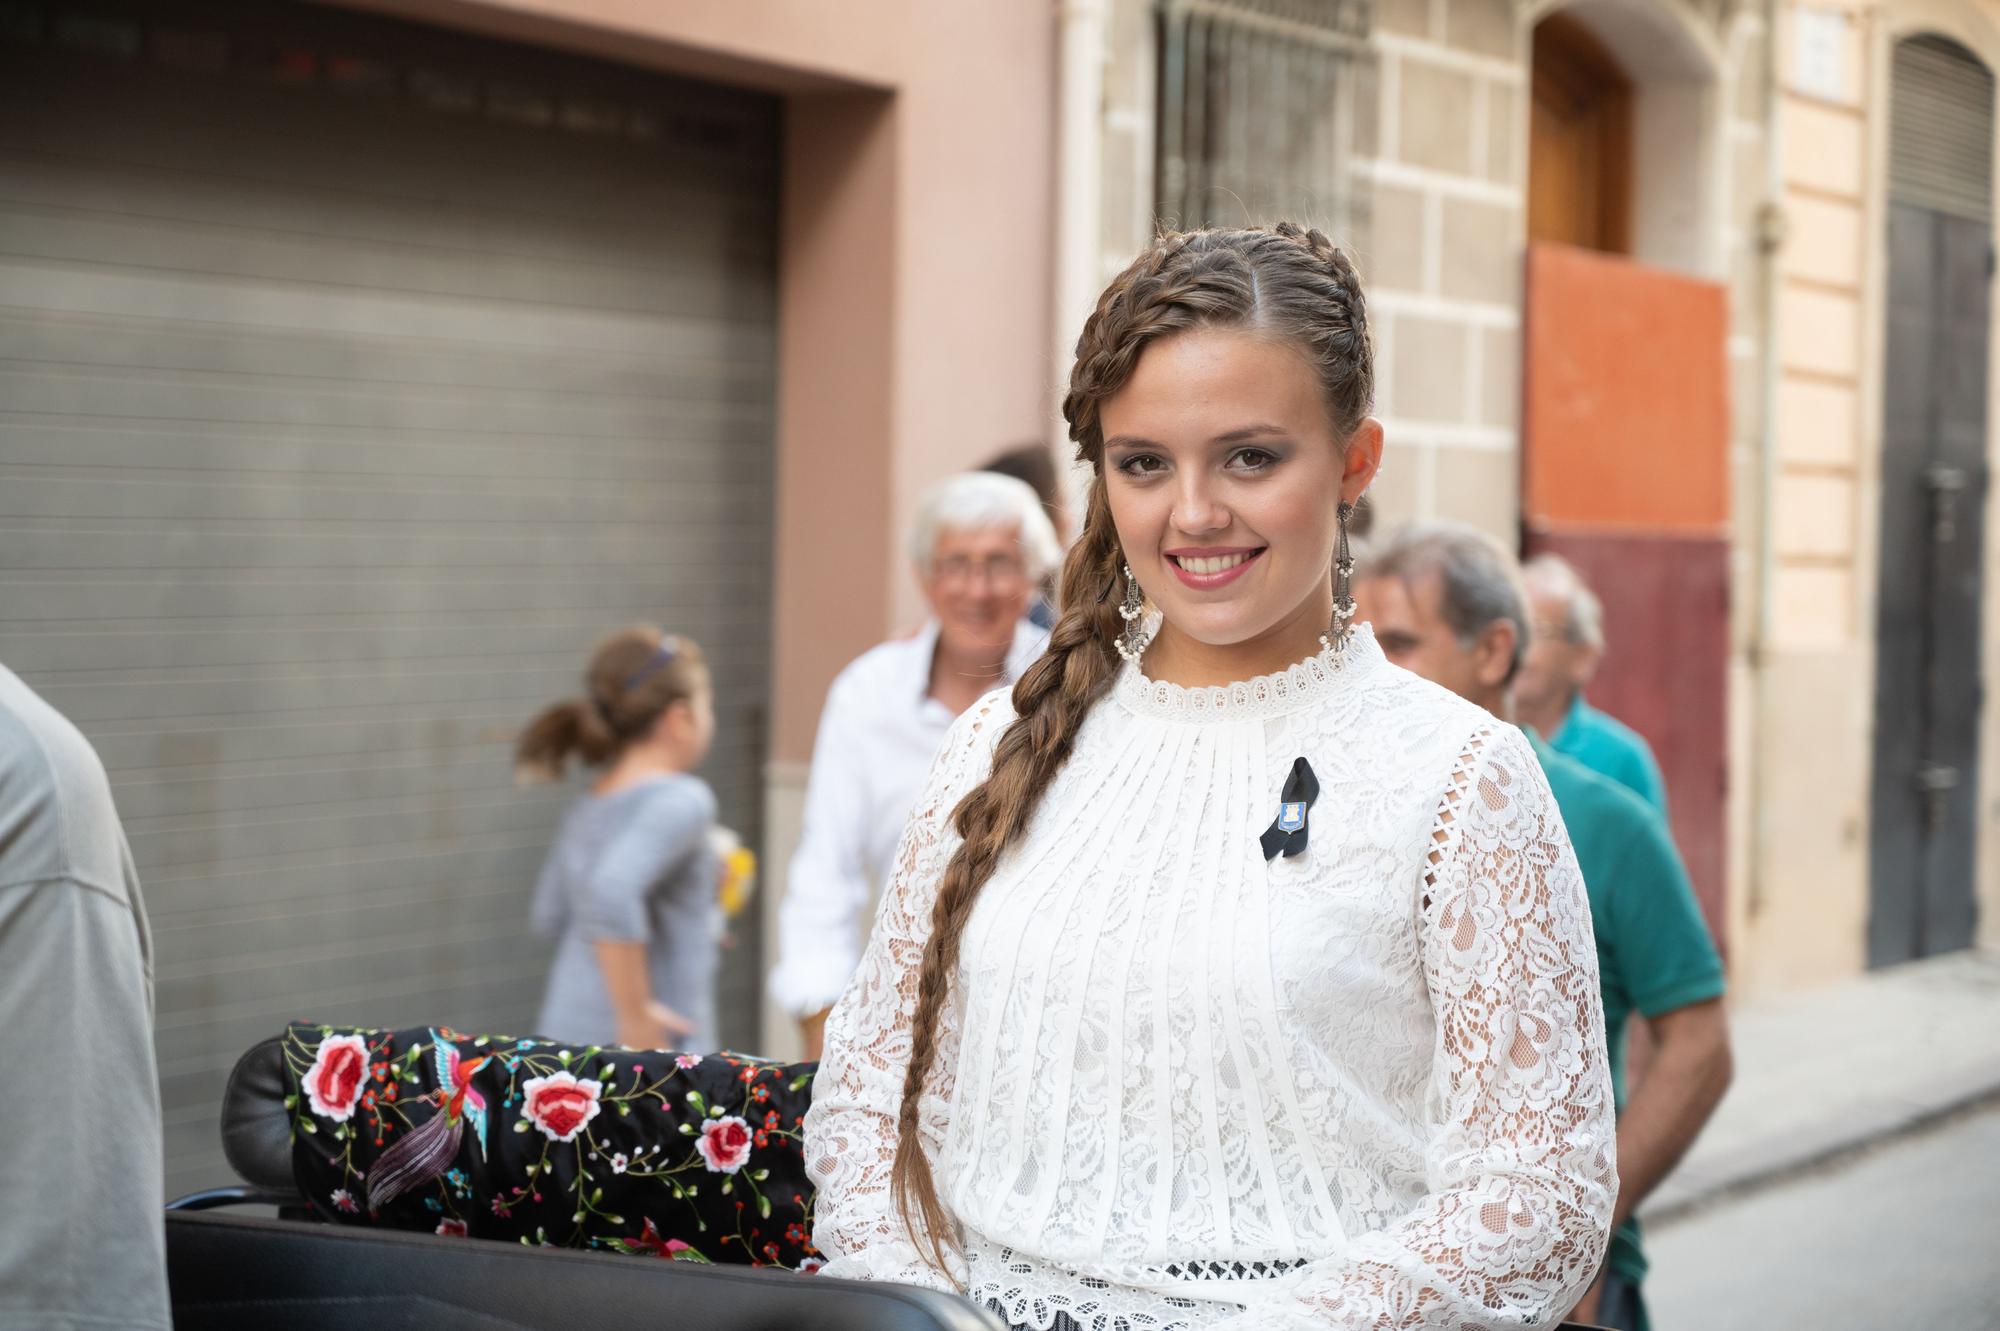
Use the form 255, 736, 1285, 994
516, 627, 722, 1053
805, 225, 1616, 1330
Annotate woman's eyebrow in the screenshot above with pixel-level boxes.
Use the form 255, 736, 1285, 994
1211, 424, 1289, 443
1105, 424, 1289, 450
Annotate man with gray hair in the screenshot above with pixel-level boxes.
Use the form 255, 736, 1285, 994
1516, 552, 1669, 816
769, 471, 1059, 1057
1354, 523, 1730, 1331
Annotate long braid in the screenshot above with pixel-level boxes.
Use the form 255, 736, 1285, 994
890, 479, 1124, 1268
887, 223, 1376, 1271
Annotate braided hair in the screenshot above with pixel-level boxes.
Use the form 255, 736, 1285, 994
890, 224, 1374, 1268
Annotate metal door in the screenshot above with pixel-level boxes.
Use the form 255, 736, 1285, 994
1868, 38, 1993, 966
0, 0, 778, 1194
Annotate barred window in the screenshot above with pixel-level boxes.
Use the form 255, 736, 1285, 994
1155, 0, 1374, 232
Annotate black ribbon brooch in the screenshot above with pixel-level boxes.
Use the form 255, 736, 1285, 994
1260, 756, 1319, 861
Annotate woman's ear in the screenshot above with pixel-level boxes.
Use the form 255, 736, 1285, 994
1340, 418, 1385, 507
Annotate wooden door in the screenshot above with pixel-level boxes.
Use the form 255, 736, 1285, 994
1528, 13, 1631, 253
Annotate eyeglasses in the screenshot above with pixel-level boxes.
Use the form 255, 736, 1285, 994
934, 554, 1029, 587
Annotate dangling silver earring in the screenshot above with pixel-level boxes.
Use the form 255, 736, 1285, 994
1115, 563, 1151, 665
1322, 502, 1357, 657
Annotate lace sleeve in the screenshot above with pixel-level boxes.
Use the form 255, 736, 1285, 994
801, 690, 1011, 1291
1215, 722, 1617, 1330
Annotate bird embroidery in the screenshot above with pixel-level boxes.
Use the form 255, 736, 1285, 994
432, 1030, 491, 1163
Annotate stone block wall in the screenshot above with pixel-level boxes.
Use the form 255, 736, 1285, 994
1360, 0, 1526, 536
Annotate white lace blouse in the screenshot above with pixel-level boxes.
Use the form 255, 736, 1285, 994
804, 626, 1616, 1330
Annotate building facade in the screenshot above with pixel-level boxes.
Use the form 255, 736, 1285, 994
6, 0, 1996, 1198
1748, 0, 2000, 993
0, 0, 1057, 1194
1076, 0, 1998, 1000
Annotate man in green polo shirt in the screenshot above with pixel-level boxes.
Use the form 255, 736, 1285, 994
1355, 524, 1731, 1331
1516, 552, 1671, 817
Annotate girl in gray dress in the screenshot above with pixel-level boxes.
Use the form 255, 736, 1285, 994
515, 627, 723, 1052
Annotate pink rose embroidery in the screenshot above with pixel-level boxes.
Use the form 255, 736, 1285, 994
521, 1071, 602, 1143
303, 1034, 370, 1123
435, 1218, 468, 1238
675, 1053, 702, 1070
695, 1115, 753, 1173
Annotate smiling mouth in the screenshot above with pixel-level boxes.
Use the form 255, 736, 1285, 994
1168, 549, 1264, 574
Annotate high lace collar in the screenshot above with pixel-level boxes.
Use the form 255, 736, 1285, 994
1112, 618, 1382, 722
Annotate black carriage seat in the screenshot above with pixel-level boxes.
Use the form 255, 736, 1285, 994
167, 1210, 1004, 1331
217, 1035, 296, 1201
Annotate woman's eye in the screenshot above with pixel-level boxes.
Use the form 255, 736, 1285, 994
1229, 447, 1279, 471
1115, 454, 1166, 476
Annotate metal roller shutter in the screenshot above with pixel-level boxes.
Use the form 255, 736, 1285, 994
0, 1, 778, 1199
1889, 34, 1995, 221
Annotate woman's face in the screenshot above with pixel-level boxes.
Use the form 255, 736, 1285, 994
660, 681, 716, 767
1099, 327, 1380, 656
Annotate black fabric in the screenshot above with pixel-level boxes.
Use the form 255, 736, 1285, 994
167, 1211, 1005, 1331
282, 1022, 821, 1270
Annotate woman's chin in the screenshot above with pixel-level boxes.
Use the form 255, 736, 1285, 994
1155, 604, 1272, 650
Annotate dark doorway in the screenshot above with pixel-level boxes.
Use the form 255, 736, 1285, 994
1868, 35, 1993, 966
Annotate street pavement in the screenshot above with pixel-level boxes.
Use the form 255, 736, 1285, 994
1643, 947, 2000, 1221
1645, 1098, 2000, 1331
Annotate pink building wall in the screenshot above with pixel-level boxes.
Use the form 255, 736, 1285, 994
342, 0, 1060, 763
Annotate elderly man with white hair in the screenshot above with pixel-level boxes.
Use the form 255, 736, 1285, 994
769, 471, 1059, 1056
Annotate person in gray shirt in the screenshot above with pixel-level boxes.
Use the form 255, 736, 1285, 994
0, 665, 172, 1331
516, 628, 722, 1052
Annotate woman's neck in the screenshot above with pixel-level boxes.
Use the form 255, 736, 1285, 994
1142, 587, 1333, 689
593, 744, 687, 797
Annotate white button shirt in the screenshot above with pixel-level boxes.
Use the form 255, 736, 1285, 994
768, 619, 1047, 1018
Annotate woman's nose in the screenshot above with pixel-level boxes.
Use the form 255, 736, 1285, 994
1171, 477, 1227, 534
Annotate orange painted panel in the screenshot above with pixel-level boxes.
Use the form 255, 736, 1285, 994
1522, 243, 1731, 534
